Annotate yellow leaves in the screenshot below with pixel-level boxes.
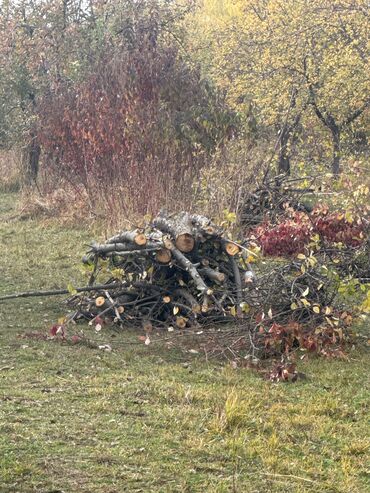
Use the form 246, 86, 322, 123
240, 302, 250, 313
222, 209, 237, 224
245, 244, 261, 263
360, 290, 370, 313
67, 283, 77, 295
345, 211, 354, 224
307, 256, 317, 267
189, 0, 368, 150
110, 268, 124, 280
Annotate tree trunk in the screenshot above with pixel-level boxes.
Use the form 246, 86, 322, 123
331, 125, 341, 175
278, 126, 291, 175
23, 131, 40, 184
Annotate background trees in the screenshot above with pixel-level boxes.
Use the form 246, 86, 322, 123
188, 0, 369, 175
0, 0, 368, 214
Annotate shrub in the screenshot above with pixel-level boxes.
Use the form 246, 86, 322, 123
37, 16, 233, 219
251, 208, 365, 257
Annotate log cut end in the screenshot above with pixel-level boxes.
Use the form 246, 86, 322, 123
205, 226, 216, 236
176, 316, 187, 329
134, 233, 147, 246
175, 233, 195, 253
95, 296, 105, 307
156, 248, 172, 264
224, 241, 241, 256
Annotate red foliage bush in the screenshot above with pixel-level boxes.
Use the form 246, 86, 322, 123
252, 212, 312, 256
251, 207, 365, 256
312, 207, 364, 247
37, 20, 232, 216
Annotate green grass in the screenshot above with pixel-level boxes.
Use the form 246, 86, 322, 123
0, 192, 369, 493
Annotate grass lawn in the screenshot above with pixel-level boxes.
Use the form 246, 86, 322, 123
0, 192, 369, 493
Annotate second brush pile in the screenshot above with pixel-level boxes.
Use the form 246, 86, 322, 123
68, 211, 255, 329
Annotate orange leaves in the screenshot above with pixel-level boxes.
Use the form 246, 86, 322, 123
260, 311, 352, 358
267, 361, 298, 382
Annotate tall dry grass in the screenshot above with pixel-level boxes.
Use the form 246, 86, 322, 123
0, 149, 22, 192
13, 137, 264, 234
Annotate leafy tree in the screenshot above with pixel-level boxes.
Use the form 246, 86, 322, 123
188, 0, 369, 175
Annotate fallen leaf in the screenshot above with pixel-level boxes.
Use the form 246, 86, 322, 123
98, 344, 112, 352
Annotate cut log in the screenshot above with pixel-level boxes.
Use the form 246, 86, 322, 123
175, 316, 187, 329
107, 229, 147, 246
155, 248, 172, 264
175, 233, 195, 253
199, 267, 225, 283
153, 212, 195, 253
190, 214, 220, 236
163, 238, 212, 295
95, 296, 106, 307
222, 240, 241, 256
90, 242, 159, 255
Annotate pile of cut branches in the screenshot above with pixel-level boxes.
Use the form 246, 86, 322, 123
67, 211, 255, 330
239, 174, 315, 227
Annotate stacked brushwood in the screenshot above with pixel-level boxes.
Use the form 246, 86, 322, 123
239, 174, 315, 227
67, 211, 255, 330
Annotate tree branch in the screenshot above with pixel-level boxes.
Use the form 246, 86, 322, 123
341, 100, 369, 128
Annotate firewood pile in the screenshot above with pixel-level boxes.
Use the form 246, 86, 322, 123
67, 211, 255, 330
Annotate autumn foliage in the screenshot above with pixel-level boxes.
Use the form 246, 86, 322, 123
251, 207, 365, 257
37, 33, 230, 214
